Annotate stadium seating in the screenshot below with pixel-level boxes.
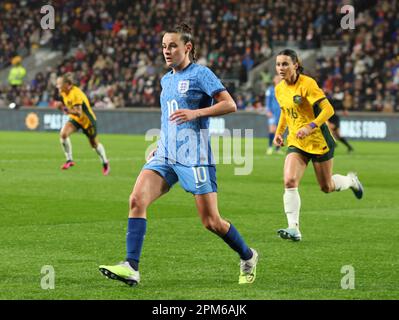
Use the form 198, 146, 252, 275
0, 0, 397, 111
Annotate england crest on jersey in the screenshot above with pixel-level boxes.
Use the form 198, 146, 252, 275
178, 80, 190, 95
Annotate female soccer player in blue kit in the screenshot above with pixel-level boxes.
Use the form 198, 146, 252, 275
99, 23, 258, 286
265, 75, 282, 155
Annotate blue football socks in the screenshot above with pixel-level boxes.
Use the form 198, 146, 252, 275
222, 224, 253, 261
126, 218, 147, 271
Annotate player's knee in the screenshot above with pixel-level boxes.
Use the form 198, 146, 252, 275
129, 193, 147, 214
90, 141, 98, 148
320, 183, 334, 193
60, 132, 68, 140
202, 217, 223, 234
284, 177, 298, 188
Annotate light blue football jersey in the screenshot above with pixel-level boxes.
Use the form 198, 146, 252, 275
156, 63, 226, 166
265, 85, 281, 118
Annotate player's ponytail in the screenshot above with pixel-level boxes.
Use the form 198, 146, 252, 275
166, 23, 197, 62
277, 49, 304, 74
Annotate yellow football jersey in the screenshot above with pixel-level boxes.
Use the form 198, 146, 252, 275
275, 74, 334, 155
61, 86, 96, 129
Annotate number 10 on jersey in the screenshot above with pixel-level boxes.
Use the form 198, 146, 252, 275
167, 100, 179, 116
192, 167, 207, 183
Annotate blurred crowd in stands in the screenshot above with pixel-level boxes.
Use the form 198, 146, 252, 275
315, 0, 399, 113
0, 0, 398, 112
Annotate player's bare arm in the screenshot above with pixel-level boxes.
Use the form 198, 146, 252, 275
169, 90, 236, 124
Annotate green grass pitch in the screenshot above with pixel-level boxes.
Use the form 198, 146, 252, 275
0, 131, 398, 299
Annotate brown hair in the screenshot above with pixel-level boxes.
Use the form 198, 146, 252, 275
61, 72, 74, 85
277, 49, 304, 74
165, 23, 197, 62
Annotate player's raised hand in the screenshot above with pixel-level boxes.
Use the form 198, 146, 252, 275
273, 134, 284, 147
169, 109, 199, 124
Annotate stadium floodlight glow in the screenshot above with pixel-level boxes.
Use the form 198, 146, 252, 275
9, 102, 17, 109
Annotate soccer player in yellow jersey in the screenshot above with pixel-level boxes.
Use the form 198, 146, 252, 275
273, 49, 363, 241
55, 73, 110, 175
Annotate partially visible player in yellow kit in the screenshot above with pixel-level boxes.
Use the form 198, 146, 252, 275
55, 73, 110, 175
273, 49, 363, 241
